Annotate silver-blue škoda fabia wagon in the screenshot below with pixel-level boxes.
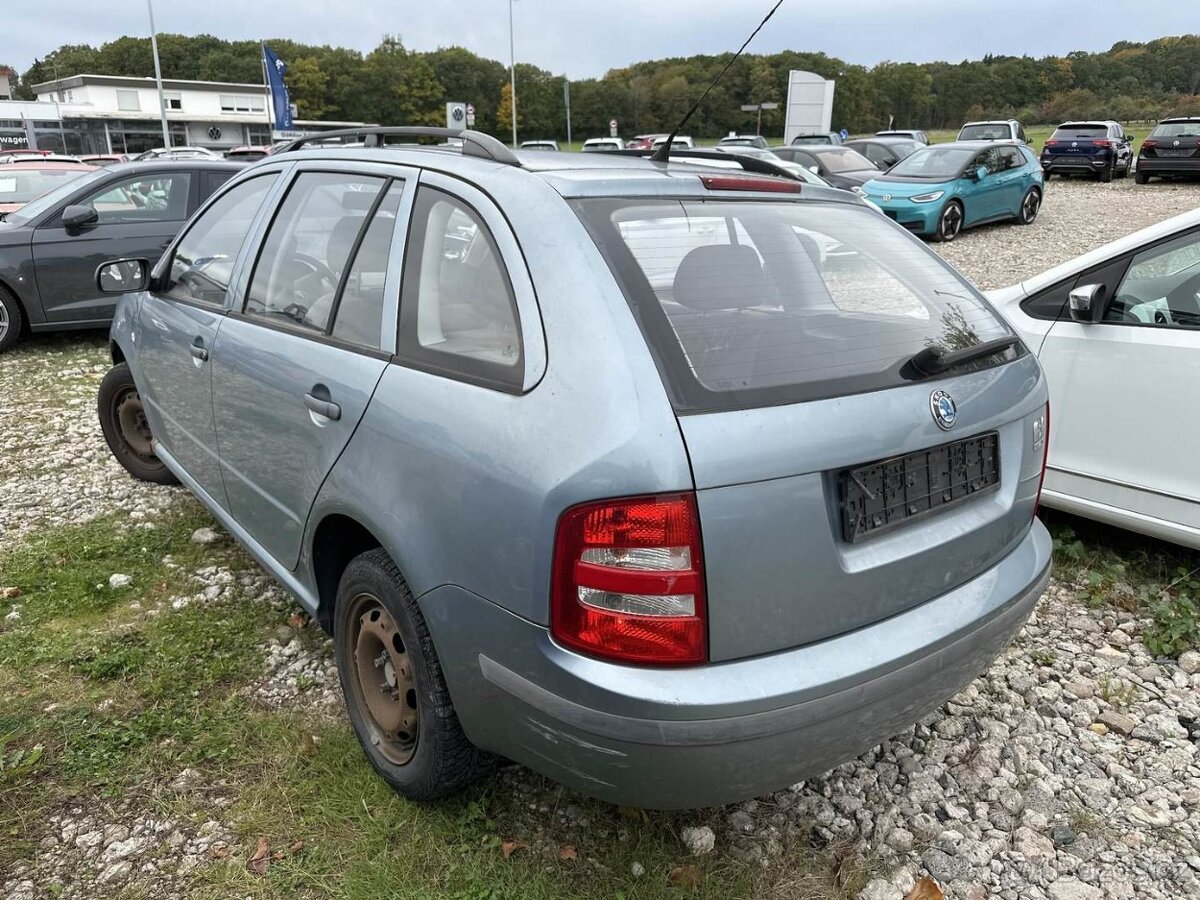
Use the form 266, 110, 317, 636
95, 129, 1051, 809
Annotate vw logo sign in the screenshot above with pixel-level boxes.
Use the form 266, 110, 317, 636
452, 106, 464, 122
1071, 141, 1078, 147
881, 194, 892, 201
930, 390, 957, 431
207, 126, 221, 140
1174, 139, 1181, 147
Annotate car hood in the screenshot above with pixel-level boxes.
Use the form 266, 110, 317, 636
860, 177, 955, 198
826, 169, 878, 187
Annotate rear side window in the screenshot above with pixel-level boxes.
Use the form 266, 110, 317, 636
244, 172, 386, 334
397, 187, 522, 390
575, 198, 1017, 412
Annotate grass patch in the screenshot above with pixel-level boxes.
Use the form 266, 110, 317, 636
1044, 510, 1200, 658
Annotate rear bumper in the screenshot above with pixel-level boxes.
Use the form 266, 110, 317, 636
1042, 152, 1112, 173
420, 521, 1052, 808
1137, 157, 1200, 176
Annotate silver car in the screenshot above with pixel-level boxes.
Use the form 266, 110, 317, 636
95, 127, 1051, 809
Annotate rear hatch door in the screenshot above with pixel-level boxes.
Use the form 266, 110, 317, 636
1047, 124, 1112, 161
575, 195, 1046, 662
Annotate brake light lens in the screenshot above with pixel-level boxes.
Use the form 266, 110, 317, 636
551, 493, 707, 665
1033, 402, 1050, 518
1142, 139, 1158, 149
1044, 139, 1058, 147
1093, 139, 1111, 147
700, 174, 802, 193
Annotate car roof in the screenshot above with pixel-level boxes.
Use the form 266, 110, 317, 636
847, 136, 916, 145
960, 120, 1017, 126
105, 159, 244, 174
1159, 116, 1200, 123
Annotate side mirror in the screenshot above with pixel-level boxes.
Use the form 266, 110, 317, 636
62, 204, 99, 231
973, 166, 988, 181
1068, 283, 1105, 323
96, 258, 150, 294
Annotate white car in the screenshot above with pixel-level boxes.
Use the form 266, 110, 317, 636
989, 209, 1200, 548
651, 135, 695, 149
519, 140, 559, 151
581, 138, 623, 152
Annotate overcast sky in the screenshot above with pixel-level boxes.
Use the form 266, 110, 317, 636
5, 0, 1197, 78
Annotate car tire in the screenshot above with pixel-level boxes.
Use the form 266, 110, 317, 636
1017, 188, 1042, 226
97, 362, 179, 485
932, 200, 964, 242
334, 548, 493, 801
1135, 170, 1150, 185
0, 285, 24, 355
1100, 160, 1114, 183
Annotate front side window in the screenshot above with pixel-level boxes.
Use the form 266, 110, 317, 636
1103, 230, 1200, 329
575, 198, 1017, 412
244, 172, 386, 334
398, 187, 522, 388
164, 174, 275, 307
83, 172, 192, 224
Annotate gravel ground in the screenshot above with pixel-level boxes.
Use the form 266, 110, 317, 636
3, 178, 1200, 899
934, 177, 1200, 290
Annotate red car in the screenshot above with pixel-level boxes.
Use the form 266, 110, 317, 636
0, 161, 97, 217
80, 154, 130, 167
625, 134, 667, 150
225, 145, 270, 161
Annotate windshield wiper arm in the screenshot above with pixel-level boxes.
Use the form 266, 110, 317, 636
907, 335, 1019, 377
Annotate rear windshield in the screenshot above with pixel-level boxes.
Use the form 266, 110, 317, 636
574, 198, 1017, 412
791, 135, 833, 145
1052, 124, 1108, 139
1151, 121, 1200, 138
958, 123, 1013, 141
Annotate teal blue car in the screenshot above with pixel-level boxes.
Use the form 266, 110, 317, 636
860, 142, 1044, 241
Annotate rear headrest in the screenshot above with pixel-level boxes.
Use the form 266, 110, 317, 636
672, 244, 768, 311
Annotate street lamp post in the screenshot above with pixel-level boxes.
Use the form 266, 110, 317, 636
146, 0, 171, 148
507, 0, 518, 148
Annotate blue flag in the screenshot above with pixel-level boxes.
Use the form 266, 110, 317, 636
262, 44, 294, 131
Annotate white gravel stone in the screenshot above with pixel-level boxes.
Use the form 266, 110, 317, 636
107, 573, 132, 589
680, 825, 715, 856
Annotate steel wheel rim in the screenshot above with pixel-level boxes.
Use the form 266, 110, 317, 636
942, 205, 962, 238
1022, 191, 1040, 222
348, 593, 419, 765
113, 388, 155, 460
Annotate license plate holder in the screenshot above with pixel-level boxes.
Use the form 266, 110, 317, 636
840, 432, 1000, 542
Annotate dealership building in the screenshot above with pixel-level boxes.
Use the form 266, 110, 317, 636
0, 74, 363, 155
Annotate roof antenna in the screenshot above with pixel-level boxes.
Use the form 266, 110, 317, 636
651, 0, 785, 164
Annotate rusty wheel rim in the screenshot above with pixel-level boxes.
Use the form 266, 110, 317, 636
113, 389, 155, 460
349, 593, 418, 765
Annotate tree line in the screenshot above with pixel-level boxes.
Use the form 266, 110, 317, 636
8, 33, 1200, 140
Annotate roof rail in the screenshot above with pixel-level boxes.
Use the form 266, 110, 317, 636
608, 148, 801, 181
274, 127, 521, 167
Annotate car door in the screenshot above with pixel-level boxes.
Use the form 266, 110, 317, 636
965, 148, 1006, 224
136, 171, 282, 509
210, 164, 415, 569
1111, 124, 1132, 170
32, 169, 197, 324
1036, 224, 1200, 533
994, 147, 1028, 214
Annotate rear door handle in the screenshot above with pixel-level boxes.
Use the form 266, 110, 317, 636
304, 392, 341, 421
189, 340, 209, 362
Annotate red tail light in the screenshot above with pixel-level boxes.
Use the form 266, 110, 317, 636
1044, 140, 1059, 147
551, 493, 707, 665
1033, 402, 1050, 519
1142, 139, 1158, 148
1092, 139, 1111, 147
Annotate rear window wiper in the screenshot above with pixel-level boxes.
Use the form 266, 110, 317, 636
907, 335, 1019, 377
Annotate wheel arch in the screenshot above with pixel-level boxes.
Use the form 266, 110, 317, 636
110, 339, 127, 365
0, 277, 31, 336
310, 513, 386, 635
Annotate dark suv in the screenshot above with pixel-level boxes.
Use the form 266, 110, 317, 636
1041, 121, 1132, 182
1136, 117, 1200, 184
0, 160, 241, 353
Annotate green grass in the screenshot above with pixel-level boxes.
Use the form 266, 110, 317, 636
0, 509, 859, 899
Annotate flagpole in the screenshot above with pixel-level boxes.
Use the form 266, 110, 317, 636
508, 0, 518, 148
146, 0, 171, 148
260, 43, 274, 141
